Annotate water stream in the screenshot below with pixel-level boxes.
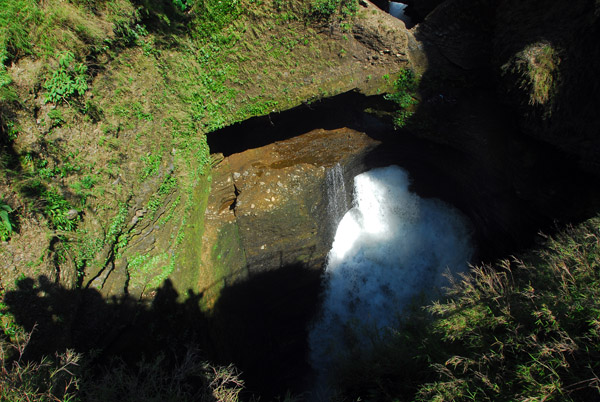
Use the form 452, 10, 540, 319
310, 165, 474, 386
325, 163, 349, 232
389, 2, 413, 27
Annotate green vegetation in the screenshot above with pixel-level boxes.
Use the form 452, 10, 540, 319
0, 0, 598, 401
70, 175, 97, 205
0, 325, 244, 402
44, 52, 88, 104
0, 336, 80, 402
140, 151, 163, 182
0, 197, 13, 241
384, 68, 419, 128
310, 0, 358, 19
333, 216, 600, 402
191, 0, 242, 38
47, 109, 66, 128
43, 189, 78, 232
147, 176, 178, 220
503, 42, 560, 109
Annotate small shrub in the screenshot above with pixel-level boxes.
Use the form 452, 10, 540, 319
71, 175, 97, 205
112, 22, 148, 47
43, 189, 79, 231
140, 151, 163, 181
80, 348, 243, 402
1, 121, 19, 144
385, 68, 419, 128
43, 51, 89, 104
309, 0, 357, 20
80, 99, 104, 122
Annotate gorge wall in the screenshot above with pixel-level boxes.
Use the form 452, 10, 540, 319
199, 128, 379, 305
2, 0, 600, 399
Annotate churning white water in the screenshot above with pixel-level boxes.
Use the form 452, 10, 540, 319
309, 165, 473, 380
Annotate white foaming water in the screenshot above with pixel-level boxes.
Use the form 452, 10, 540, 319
325, 163, 349, 231
309, 165, 473, 381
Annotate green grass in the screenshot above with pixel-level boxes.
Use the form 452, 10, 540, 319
1, 321, 244, 402
507, 42, 560, 109
140, 151, 163, 182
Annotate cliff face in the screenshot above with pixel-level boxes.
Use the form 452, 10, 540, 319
495, 0, 600, 174
412, 0, 600, 175
200, 128, 379, 305
0, 0, 416, 301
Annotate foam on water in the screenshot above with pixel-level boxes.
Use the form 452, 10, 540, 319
309, 165, 473, 377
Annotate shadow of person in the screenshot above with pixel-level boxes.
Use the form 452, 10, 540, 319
4, 263, 322, 400
3, 276, 208, 366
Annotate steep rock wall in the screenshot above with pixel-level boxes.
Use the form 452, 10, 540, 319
412, 0, 600, 176
200, 128, 379, 305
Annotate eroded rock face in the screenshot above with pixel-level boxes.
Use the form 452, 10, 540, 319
202, 128, 379, 290
414, 0, 494, 71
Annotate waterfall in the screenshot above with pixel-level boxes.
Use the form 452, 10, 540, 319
326, 163, 349, 231
309, 165, 473, 384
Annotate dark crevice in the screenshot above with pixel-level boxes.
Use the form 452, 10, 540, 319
207, 91, 395, 157
229, 184, 240, 212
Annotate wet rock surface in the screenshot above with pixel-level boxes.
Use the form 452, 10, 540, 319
204, 128, 379, 279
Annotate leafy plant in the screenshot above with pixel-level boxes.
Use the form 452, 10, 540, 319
172, 0, 194, 12
3, 121, 19, 142
43, 51, 88, 104
71, 175, 97, 205
0, 197, 14, 241
80, 99, 104, 123
385, 68, 419, 128
43, 189, 78, 231
146, 176, 178, 220
112, 21, 148, 48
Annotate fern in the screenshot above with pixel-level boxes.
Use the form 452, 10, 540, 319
0, 198, 13, 241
